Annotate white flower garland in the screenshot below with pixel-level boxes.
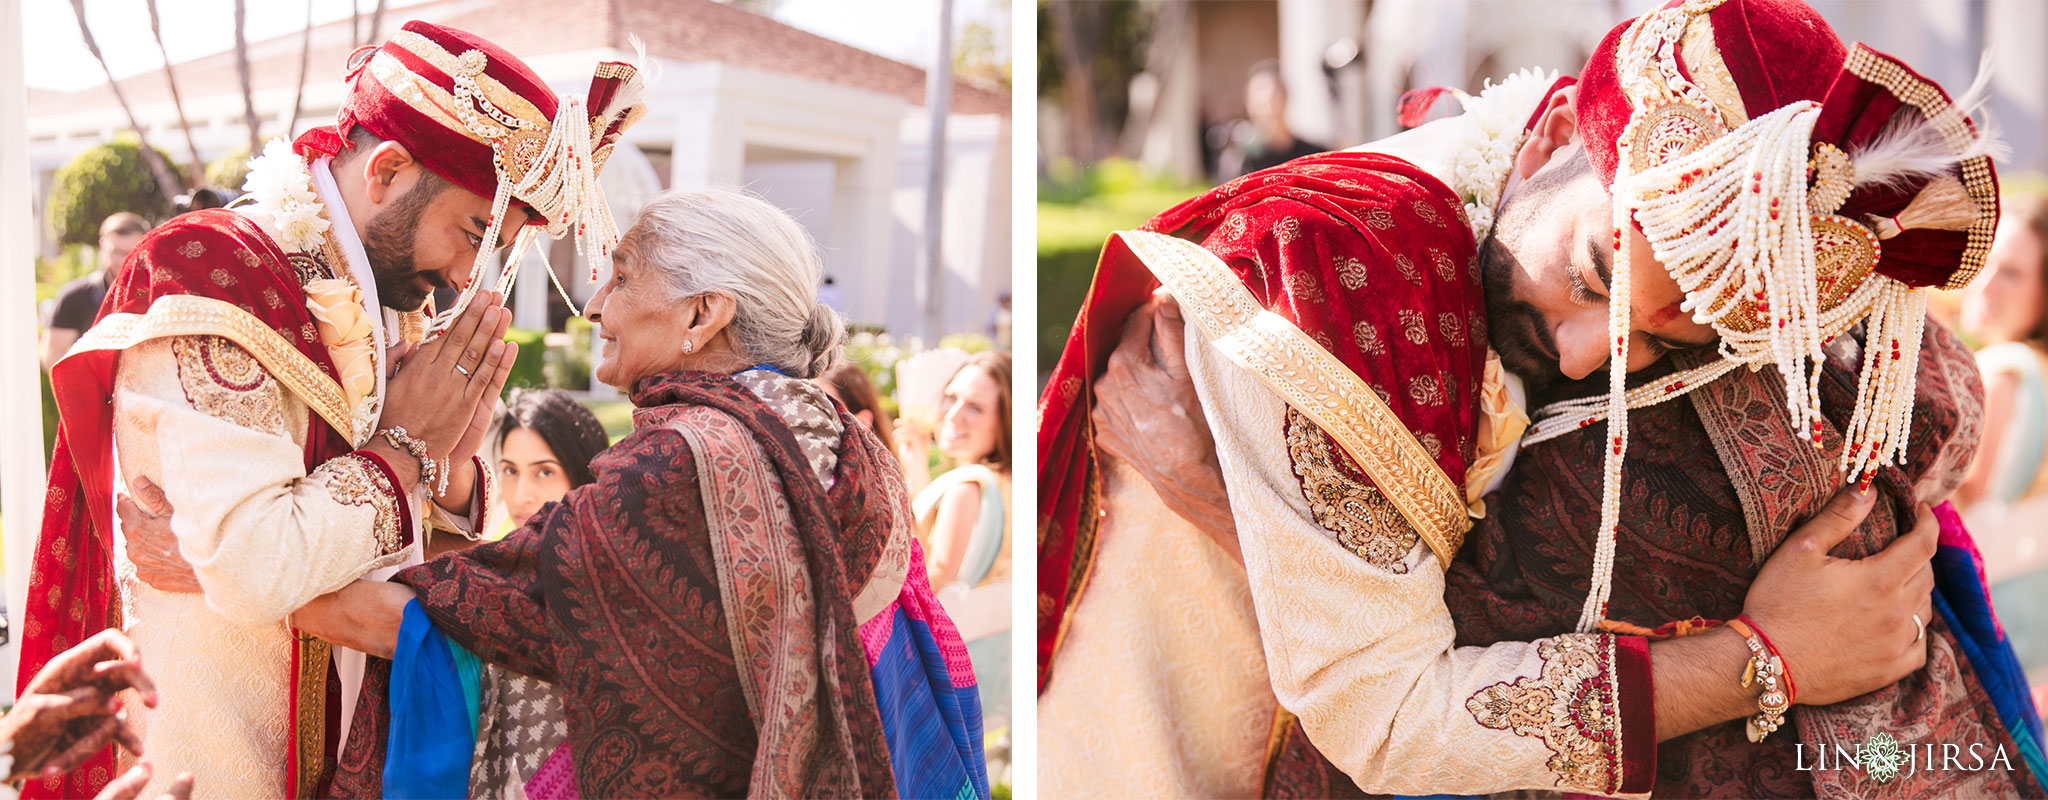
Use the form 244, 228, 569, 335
1440, 68, 1560, 241
240, 139, 331, 255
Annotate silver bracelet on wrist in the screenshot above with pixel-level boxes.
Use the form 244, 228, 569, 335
376, 426, 443, 495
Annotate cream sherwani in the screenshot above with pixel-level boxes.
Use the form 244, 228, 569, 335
1039, 99, 1654, 798
101, 158, 479, 798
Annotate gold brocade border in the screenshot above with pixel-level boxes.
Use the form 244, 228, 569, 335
291, 637, 332, 799
68, 295, 354, 440
1112, 230, 1471, 564
1843, 45, 1999, 290
1679, 13, 1748, 128
385, 29, 549, 130
367, 54, 492, 147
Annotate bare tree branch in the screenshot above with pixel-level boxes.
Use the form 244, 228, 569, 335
234, 0, 261, 153
287, 0, 314, 137
67, 0, 182, 204
145, 0, 203, 189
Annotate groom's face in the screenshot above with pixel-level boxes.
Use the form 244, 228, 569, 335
1478, 148, 1718, 396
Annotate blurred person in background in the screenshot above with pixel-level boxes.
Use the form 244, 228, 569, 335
816, 362, 898, 453
492, 388, 611, 529
417, 387, 612, 796
40, 212, 148, 374
1219, 61, 1328, 181
171, 189, 226, 216
1960, 190, 2048, 700
900, 350, 1013, 731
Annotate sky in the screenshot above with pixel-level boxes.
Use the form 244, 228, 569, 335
23, 0, 1008, 92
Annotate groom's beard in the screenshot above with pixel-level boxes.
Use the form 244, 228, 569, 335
362, 181, 448, 312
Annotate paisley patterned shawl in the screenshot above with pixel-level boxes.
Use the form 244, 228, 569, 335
24, 210, 355, 800
1447, 321, 2047, 797
1035, 151, 1489, 693
329, 370, 900, 798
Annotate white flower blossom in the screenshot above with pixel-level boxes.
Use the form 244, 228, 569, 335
241, 138, 329, 253
1439, 68, 1560, 241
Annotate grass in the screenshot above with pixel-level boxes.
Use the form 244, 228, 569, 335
589, 399, 636, 442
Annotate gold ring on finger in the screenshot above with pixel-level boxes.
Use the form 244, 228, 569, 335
455, 363, 472, 377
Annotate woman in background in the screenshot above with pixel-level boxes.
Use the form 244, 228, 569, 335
465, 388, 611, 796
1959, 190, 2048, 705
817, 362, 897, 454
899, 351, 1012, 731
495, 388, 612, 527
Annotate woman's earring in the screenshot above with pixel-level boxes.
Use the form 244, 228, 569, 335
682, 340, 694, 354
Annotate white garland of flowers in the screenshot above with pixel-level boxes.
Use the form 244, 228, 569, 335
240, 139, 331, 255
1441, 68, 1560, 241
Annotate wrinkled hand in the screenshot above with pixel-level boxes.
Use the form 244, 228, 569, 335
95, 762, 193, 800
381, 292, 517, 476
0, 630, 157, 782
1743, 489, 1938, 706
117, 481, 198, 595
1091, 290, 1239, 561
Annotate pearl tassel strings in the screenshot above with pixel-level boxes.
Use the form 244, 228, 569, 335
1523, 357, 1744, 446
426, 95, 622, 339
1839, 283, 1927, 486
1578, 153, 1638, 634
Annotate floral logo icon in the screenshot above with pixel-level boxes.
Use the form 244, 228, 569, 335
1858, 731, 1909, 784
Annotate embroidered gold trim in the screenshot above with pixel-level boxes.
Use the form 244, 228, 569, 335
1843, 45, 1998, 290
70, 295, 353, 440
172, 336, 289, 437
1285, 408, 1419, 572
1679, 16, 1747, 128
291, 637, 331, 799
1114, 230, 1470, 563
384, 30, 549, 130
320, 454, 405, 556
367, 54, 490, 146
1465, 633, 1625, 794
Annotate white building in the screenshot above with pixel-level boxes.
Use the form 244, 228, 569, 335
26, 0, 1012, 341
1096, 0, 2045, 181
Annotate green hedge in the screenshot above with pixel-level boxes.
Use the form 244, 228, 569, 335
45, 135, 175, 245
504, 327, 548, 390
1036, 159, 1207, 378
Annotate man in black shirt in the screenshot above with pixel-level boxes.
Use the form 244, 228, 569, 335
1221, 61, 1329, 180
41, 212, 149, 374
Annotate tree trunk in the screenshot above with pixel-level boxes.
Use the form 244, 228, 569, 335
1046, 1, 1102, 163
145, 0, 204, 189
287, 0, 314, 136
68, 0, 181, 204
368, 0, 388, 44
234, 0, 261, 153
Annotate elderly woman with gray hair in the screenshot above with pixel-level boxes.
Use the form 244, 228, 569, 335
132, 189, 989, 798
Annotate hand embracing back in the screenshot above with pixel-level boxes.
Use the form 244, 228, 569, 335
1743, 489, 1938, 707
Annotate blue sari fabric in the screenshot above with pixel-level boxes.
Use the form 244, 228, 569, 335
383, 600, 484, 800
862, 536, 990, 800
1931, 510, 2048, 786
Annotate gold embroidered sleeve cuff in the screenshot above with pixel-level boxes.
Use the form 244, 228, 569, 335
1464, 633, 1656, 796
322, 451, 415, 558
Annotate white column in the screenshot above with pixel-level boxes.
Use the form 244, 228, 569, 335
1278, 0, 1367, 147
1987, 0, 2047, 172
666, 66, 746, 192
2, 0, 43, 696
512, 248, 548, 331
853, 135, 898, 335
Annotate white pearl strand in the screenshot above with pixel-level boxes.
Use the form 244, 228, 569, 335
1523, 357, 1744, 447
1573, 3, 1704, 634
